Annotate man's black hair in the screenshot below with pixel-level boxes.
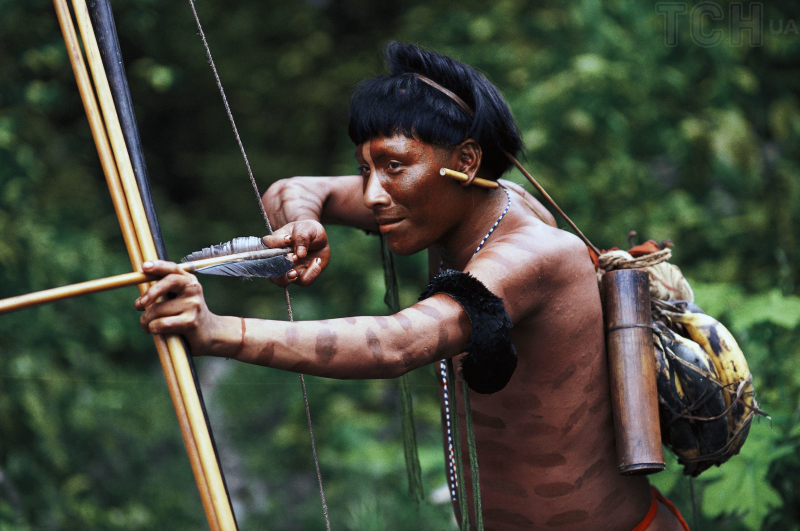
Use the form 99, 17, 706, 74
348, 42, 523, 179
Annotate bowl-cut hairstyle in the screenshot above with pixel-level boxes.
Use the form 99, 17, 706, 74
348, 42, 523, 180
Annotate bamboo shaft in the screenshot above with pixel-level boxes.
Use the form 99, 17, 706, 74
0, 270, 156, 315
439, 168, 499, 189
0, 249, 289, 316
71, 0, 156, 260
68, 1, 236, 528
150, 350, 222, 531
52, 0, 140, 269
53, 2, 220, 528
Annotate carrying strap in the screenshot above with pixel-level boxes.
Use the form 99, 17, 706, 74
379, 235, 424, 505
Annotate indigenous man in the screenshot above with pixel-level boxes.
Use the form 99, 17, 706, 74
135, 43, 687, 530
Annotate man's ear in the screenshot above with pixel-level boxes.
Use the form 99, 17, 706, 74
456, 139, 482, 179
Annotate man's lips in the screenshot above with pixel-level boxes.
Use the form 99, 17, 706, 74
374, 215, 405, 232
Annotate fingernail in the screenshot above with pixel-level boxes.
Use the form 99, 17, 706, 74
288, 270, 298, 279
315, 258, 321, 265
284, 235, 291, 243
143, 261, 153, 269
140, 296, 149, 305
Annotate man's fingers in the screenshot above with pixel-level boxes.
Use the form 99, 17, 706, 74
267, 267, 298, 288
141, 298, 194, 325
263, 222, 327, 258
145, 313, 195, 335
263, 232, 304, 257
262, 221, 329, 288
262, 232, 291, 249
134, 260, 191, 309
135, 272, 197, 309
290, 226, 311, 259
141, 260, 183, 276
297, 257, 323, 286
263, 228, 307, 257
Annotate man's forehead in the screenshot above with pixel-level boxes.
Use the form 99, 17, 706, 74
356, 141, 372, 164
355, 134, 435, 160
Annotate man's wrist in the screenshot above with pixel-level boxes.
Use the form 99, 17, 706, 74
279, 177, 326, 224
198, 314, 243, 358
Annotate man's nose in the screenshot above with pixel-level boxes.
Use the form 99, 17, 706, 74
363, 172, 391, 209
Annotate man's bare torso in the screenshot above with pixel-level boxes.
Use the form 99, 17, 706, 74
251, 172, 686, 529
436, 186, 653, 530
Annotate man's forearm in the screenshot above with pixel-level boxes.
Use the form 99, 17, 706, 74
223, 295, 471, 379
262, 175, 376, 230
262, 176, 327, 228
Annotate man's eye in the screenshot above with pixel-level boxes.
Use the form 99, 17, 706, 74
358, 165, 370, 175
388, 161, 402, 170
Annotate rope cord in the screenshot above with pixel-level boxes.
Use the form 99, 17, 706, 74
187, 2, 330, 528
187, 0, 272, 234
380, 235, 424, 505
597, 248, 672, 272
461, 376, 484, 531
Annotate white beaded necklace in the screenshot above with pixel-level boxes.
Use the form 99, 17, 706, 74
439, 186, 511, 501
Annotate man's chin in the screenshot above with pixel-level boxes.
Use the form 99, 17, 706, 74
384, 233, 425, 256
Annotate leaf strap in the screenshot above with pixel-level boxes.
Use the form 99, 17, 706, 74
379, 235, 424, 505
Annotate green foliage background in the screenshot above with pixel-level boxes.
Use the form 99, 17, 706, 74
1, 0, 798, 529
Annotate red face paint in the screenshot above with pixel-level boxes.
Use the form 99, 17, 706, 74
357, 134, 462, 255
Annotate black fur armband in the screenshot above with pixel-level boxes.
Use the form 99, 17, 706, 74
420, 269, 517, 394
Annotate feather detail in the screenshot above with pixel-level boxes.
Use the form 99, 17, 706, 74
181, 237, 292, 280
183, 236, 270, 261
194, 255, 292, 279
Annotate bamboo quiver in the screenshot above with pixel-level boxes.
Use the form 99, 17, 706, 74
601, 269, 665, 475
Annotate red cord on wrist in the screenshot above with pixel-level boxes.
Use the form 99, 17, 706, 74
234, 316, 246, 357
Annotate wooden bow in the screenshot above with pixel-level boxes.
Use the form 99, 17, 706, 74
52, 0, 237, 529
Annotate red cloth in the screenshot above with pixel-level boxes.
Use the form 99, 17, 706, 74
628, 240, 663, 257
632, 487, 691, 531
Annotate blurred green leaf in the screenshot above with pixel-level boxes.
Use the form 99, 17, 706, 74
2, 0, 799, 528
700, 429, 789, 530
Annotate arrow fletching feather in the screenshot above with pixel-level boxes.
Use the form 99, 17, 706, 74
181, 237, 292, 279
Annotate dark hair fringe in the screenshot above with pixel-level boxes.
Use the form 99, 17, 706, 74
348, 42, 523, 179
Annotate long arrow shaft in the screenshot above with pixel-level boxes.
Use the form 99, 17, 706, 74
0, 249, 289, 315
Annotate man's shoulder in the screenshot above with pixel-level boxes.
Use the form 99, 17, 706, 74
466, 222, 596, 322
499, 180, 558, 227
481, 220, 592, 277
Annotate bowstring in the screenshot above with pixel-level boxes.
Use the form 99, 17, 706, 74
187, 2, 330, 529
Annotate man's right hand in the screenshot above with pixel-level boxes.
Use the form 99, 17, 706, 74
262, 220, 330, 287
